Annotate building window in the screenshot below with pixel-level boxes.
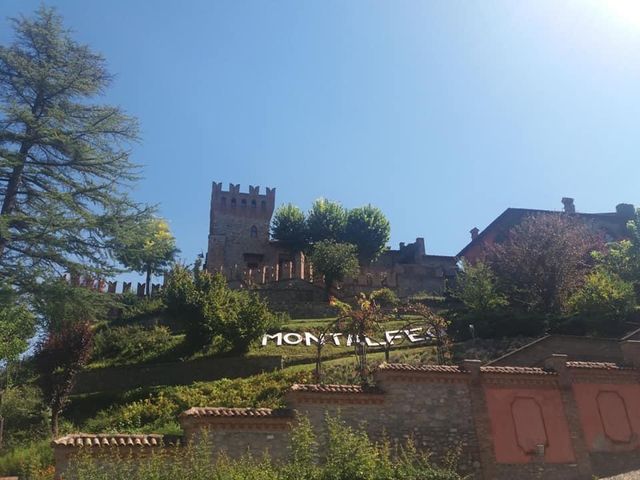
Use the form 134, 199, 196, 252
231, 198, 236, 208
250, 225, 258, 238
251, 199, 257, 209
241, 199, 247, 208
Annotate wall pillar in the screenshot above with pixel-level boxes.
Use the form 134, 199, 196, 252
544, 354, 593, 478
462, 359, 496, 480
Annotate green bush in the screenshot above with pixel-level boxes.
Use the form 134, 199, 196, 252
63, 415, 461, 480
92, 325, 178, 366
568, 268, 635, 335
370, 288, 400, 308
117, 293, 166, 321
164, 264, 280, 353
454, 261, 506, 316
84, 370, 312, 433
0, 384, 48, 447
0, 439, 53, 478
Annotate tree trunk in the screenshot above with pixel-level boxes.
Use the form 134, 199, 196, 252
0, 415, 4, 451
51, 410, 59, 438
145, 265, 152, 297
314, 345, 323, 383
0, 142, 30, 258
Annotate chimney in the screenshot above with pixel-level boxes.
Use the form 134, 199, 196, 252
616, 203, 635, 220
470, 227, 479, 240
562, 197, 575, 214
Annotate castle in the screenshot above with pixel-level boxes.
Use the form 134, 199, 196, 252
204, 182, 457, 302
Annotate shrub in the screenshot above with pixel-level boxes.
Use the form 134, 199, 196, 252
454, 261, 506, 316
84, 370, 312, 433
370, 288, 400, 308
92, 325, 177, 365
568, 268, 635, 335
62, 415, 462, 480
164, 264, 279, 353
117, 294, 166, 321
0, 384, 48, 448
0, 439, 53, 478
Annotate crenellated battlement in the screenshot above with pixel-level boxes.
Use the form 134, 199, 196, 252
210, 182, 276, 224
212, 182, 275, 202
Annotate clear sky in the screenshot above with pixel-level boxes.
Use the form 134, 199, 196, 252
2, 0, 640, 265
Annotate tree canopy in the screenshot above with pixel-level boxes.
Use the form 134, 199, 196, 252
271, 198, 391, 264
343, 205, 390, 262
270, 203, 307, 252
0, 6, 149, 292
309, 240, 359, 294
306, 198, 347, 244
488, 213, 604, 314
112, 217, 178, 296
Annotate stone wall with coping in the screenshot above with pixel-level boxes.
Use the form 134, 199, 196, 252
54, 340, 640, 480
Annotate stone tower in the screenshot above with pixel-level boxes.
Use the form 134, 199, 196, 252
206, 182, 276, 275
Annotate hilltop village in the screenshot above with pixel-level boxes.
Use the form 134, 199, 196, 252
51, 181, 640, 480
4, 6, 640, 480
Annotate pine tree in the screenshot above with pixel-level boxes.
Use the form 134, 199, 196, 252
0, 6, 148, 291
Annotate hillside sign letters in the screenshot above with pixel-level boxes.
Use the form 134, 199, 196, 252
261, 326, 437, 347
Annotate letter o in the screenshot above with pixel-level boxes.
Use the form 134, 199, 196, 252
283, 333, 303, 345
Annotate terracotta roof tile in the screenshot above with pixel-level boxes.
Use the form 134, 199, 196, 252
377, 363, 555, 375
53, 434, 163, 448
377, 363, 464, 373
480, 366, 556, 375
180, 407, 293, 418
566, 361, 628, 370
289, 384, 384, 394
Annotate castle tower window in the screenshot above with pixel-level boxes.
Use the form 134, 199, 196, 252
261, 200, 266, 210
231, 198, 236, 208
241, 199, 247, 208
251, 199, 257, 209
250, 225, 258, 238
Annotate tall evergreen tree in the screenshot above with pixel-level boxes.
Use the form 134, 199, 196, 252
0, 7, 148, 291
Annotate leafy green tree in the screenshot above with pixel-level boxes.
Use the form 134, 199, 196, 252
306, 199, 347, 244
113, 217, 179, 296
455, 261, 507, 316
488, 214, 604, 314
0, 286, 35, 449
310, 240, 359, 296
0, 7, 148, 292
271, 203, 308, 252
343, 205, 390, 263
568, 268, 635, 334
593, 210, 640, 292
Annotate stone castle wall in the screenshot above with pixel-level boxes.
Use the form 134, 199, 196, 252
205, 182, 458, 303
55, 341, 640, 479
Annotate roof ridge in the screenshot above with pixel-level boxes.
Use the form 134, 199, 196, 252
180, 407, 293, 418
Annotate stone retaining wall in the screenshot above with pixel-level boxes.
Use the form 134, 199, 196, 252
55, 341, 640, 480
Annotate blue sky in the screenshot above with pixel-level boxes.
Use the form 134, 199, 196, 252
2, 0, 640, 266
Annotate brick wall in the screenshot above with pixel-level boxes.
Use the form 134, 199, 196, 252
55, 341, 640, 480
